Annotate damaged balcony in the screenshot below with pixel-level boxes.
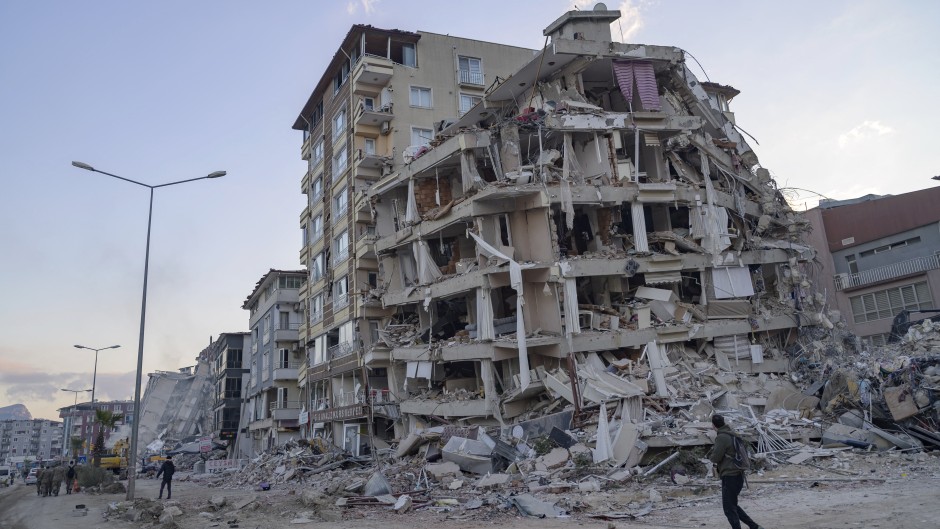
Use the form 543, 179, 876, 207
835, 254, 940, 291
352, 55, 393, 95
269, 400, 301, 423
355, 101, 394, 127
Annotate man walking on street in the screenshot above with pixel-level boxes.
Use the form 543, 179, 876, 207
155, 456, 175, 500
65, 461, 76, 495
709, 415, 764, 529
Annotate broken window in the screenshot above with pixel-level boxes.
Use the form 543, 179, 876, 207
389, 41, 416, 67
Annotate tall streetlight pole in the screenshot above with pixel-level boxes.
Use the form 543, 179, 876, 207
71, 161, 224, 501
60, 388, 93, 406
73, 344, 120, 404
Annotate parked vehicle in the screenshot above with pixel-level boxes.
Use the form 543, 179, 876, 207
0, 465, 12, 486
25, 468, 38, 485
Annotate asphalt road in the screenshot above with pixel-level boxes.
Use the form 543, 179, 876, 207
0, 478, 167, 529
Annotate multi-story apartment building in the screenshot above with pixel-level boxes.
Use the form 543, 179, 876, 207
805, 187, 940, 345
292, 25, 537, 454
0, 419, 63, 462
366, 6, 819, 435
242, 269, 306, 454
57, 400, 133, 458
205, 332, 250, 452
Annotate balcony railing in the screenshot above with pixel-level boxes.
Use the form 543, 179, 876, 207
276, 322, 302, 331
459, 69, 484, 86
328, 342, 355, 359
333, 292, 350, 310
309, 311, 323, 325
269, 400, 301, 411
333, 247, 350, 264
835, 254, 940, 291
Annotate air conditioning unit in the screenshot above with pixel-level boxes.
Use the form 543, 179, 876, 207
292, 303, 302, 311
380, 121, 391, 135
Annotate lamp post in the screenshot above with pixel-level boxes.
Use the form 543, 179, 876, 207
71, 161, 224, 501
73, 344, 120, 404
60, 388, 93, 406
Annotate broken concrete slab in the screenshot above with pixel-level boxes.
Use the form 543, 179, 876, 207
475, 473, 511, 488
426, 461, 461, 479
363, 471, 393, 497
510, 494, 567, 518
884, 385, 920, 421
539, 447, 570, 470
442, 436, 495, 474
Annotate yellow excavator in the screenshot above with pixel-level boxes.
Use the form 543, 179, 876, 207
99, 438, 129, 479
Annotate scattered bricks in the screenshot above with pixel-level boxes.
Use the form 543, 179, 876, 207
539, 447, 570, 470
426, 461, 461, 479
158, 506, 183, 524
596, 208, 612, 245
394, 494, 413, 514
578, 479, 601, 492
475, 473, 511, 489
210, 495, 227, 509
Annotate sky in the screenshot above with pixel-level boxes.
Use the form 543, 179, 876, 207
1, 0, 938, 422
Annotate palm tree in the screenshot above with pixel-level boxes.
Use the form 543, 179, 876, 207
70, 436, 84, 458
92, 409, 123, 467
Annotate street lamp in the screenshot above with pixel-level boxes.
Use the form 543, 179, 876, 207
73, 344, 120, 404
71, 161, 224, 501
60, 388, 93, 406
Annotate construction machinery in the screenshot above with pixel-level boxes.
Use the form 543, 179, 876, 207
99, 438, 129, 479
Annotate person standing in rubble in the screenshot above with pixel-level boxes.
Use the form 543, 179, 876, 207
709, 415, 764, 529
155, 456, 175, 500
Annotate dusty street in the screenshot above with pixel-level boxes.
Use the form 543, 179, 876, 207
1, 467, 938, 529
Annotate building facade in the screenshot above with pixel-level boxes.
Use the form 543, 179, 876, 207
0, 419, 63, 463
805, 187, 940, 345
292, 25, 537, 454
205, 332, 250, 452
366, 7, 819, 434
241, 269, 306, 455
57, 401, 132, 459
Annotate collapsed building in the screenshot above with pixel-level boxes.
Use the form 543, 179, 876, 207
135, 363, 214, 456
363, 3, 822, 453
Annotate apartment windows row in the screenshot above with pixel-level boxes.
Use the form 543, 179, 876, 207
214, 348, 243, 371
850, 281, 933, 324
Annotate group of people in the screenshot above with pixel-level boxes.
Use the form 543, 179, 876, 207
33, 461, 77, 497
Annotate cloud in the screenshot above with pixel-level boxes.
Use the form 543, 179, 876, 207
0, 369, 136, 411
346, 0, 380, 16
570, 1, 645, 41
838, 120, 896, 147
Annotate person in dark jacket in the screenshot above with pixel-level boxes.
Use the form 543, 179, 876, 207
155, 456, 175, 500
709, 415, 764, 529
65, 461, 76, 495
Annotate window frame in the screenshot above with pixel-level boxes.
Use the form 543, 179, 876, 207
409, 86, 432, 108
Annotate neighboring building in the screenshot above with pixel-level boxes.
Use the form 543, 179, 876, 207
241, 269, 306, 455
805, 187, 940, 345
0, 419, 62, 463
291, 24, 537, 454
206, 332, 251, 454
366, 6, 819, 436
58, 401, 131, 458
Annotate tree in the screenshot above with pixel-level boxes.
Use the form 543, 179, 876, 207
70, 436, 84, 457
92, 409, 123, 468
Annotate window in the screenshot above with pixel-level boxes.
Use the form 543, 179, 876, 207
411, 127, 433, 147
459, 93, 482, 115
364, 138, 376, 155
368, 271, 378, 288
310, 294, 323, 324
311, 176, 323, 202
859, 237, 921, 258
333, 147, 348, 175
402, 43, 416, 67
263, 314, 271, 344
850, 282, 933, 324
362, 97, 375, 110
333, 61, 350, 94
334, 275, 350, 309
310, 101, 323, 128
334, 230, 350, 263
279, 311, 290, 330
333, 109, 346, 141
334, 186, 348, 216
312, 334, 327, 365
311, 252, 325, 282
262, 351, 270, 381
311, 139, 324, 166
409, 86, 432, 108
279, 276, 303, 289
369, 320, 380, 345
458, 56, 483, 85
311, 214, 323, 243
226, 349, 242, 369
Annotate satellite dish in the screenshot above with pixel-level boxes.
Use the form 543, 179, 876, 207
594, 2, 608, 10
